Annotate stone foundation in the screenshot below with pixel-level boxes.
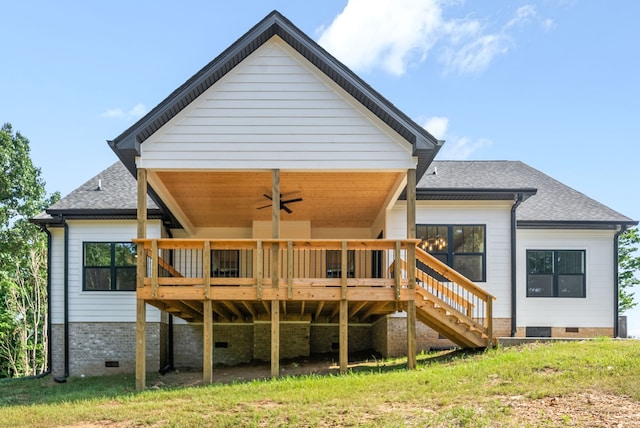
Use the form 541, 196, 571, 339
51, 317, 551, 376
514, 326, 614, 338
51, 322, 161, 377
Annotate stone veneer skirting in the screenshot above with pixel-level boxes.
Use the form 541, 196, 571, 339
51, 322, 162, 377
52, 317, 611, 376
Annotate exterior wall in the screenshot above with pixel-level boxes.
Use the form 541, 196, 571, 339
253, 322, 311, 361
516, 229, 616, 332
138, 38, 414, 172
51, 322, 161, 377
50, 220, 162, 324
48, 220, 163, 376
514, 327, 614, 338
387, 200, 513, 318
173, 323, 255, 368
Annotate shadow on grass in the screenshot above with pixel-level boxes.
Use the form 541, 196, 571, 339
0, 348, 486, 407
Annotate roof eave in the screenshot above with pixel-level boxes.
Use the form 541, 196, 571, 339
517, 220, 639, 230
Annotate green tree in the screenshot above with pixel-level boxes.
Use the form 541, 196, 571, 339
619, 227, 639, 314
0, 123, 58, 378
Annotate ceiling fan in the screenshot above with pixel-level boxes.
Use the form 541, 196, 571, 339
257, 194, 303, 214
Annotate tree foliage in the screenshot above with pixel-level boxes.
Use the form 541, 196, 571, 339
0, 123, 58, 378
619, 227, 639, 314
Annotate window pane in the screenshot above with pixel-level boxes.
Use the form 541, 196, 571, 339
85, 267, 111, 290
85, 243, 111, 266
453, 226, 484, 253
116, 268, 136, 291
527, 251, 553, 274
212, 250, 239, 277
527, 275, 553, 297
418, 225, 448, 253
558, 275, 584, 297
115, 243, 136, 266
453, 255, 483, 282
556, 251, 584, 274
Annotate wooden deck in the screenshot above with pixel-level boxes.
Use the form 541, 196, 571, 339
133, 238, 495, 387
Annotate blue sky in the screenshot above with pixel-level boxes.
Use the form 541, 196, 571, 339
2, 1, 639, 334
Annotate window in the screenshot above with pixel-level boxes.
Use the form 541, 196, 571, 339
326, 250, 355, 278
526, 250, 585, 298
83, 242, 136, 291
416, 225, 486, 282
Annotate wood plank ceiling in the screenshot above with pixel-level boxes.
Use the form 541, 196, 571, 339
153, 171, 403, 228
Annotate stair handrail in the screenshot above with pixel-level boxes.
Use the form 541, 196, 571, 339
415, 246, 495, 346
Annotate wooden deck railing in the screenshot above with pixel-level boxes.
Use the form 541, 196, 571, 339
133, 238, 494, 346
133, 238, 420, 300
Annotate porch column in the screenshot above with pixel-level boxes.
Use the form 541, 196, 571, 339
271, 169, 281, 378
135, 167, 147, 390
406, 168, 417, 369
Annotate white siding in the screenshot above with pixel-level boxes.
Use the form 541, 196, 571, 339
517, 229, 616, 328
138, 38, 414, 171
54, 220, 162, 323
50, 227, 66, 324
387, 201, 513, 317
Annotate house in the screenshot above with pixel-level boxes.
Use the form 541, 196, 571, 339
33, 11, 636, 389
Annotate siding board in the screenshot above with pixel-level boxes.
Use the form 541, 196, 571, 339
139, 39, 412, 171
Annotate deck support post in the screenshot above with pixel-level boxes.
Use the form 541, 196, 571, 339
203, 240, 213, 384
271, 169, 280, 378
339, 241, 349, 374
135, 167, 147, 391
203, 299, 213, 384
406, 168, 417, 369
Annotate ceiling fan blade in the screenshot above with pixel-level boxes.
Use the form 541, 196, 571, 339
282, 197, 303, 204
257, 204, 271, 210
263, 194, 272, 200
282, 205, 293, 214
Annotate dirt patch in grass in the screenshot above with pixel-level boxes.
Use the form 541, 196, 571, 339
503, 391, 640, 427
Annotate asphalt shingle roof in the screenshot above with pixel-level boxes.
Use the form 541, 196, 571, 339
420, 160, 635, 224
46, 161, 158, 213
37, 160, 635, 226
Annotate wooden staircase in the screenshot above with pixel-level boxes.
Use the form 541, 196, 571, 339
411, 248, 495, 348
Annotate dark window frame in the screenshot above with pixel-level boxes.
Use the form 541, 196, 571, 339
416, 224, 487, 282
526, 249, 586, 298
83, 242, 137, 291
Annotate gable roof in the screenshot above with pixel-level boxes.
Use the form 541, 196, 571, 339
108, 10, 442, 179
419, 160, 636, 227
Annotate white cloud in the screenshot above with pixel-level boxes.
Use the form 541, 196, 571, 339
422, 116, 492, 159
317, 0, 443, 75
318, 1, 550, 75
423, 116, 449, 139
438, 136, 492, 160
100, 103, 147, 121
541, 18, 556, 32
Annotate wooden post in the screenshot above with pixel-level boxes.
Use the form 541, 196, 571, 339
271, 169, 280, 378
339, 299, 348, 374
487, 297, 494, 348
340, 240, 349, 374
135, 167, 147, 391
151, 240, 158, 299
203, 299, 213, 384
406, 168, 417, 369
203, 239, 213, 384
256, 241, 263, 300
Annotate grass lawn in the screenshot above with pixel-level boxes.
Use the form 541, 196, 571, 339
1, 339, 639, 427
